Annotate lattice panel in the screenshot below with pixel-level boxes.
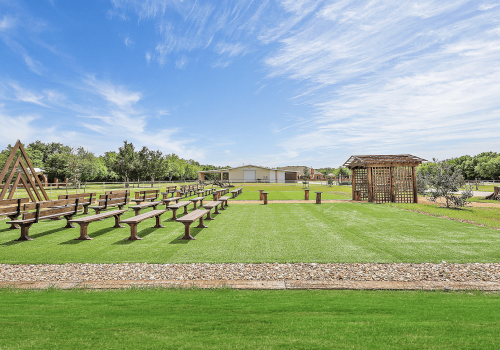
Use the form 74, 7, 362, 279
371, 167, 391, 203
394, 166, 414, 203
353, 168, 368, 200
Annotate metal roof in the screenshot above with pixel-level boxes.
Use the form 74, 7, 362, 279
343, 154, 427, 168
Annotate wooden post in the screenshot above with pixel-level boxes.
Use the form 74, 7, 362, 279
351, 169, 356, 200
304, 189, 309, 200
259, 190, 264, 200
412, 166, 418, 203
262, 192, 268, 205
390, 166, 395, 203
315, 192, 322, 204
367, 167, 373, 202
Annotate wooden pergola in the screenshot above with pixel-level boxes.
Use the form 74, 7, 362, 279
343, 154, 427, 203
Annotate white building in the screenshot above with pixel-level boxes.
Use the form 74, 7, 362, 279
198, 165, 298, 183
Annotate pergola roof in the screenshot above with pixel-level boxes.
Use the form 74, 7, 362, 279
343, 154, 427, 169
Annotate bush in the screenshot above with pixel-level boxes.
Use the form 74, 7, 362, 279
418, 159, 472, 209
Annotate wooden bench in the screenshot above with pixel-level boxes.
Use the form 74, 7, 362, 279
58, 192, 96, 214
218, 196, 230, 209
161, 186, 177, 198
128, 201, 163, 216
167, 201, 191, 220
132, 190, 159, 205
0, 198, 29, 229
201, 201, 222, 220
119, 209, 168, 240
68, 210, 126, 240
230, 187, 243, 198
7, 199, 82, 241
189, 196, 206, 210
162, 197, 181, 208
90, 192, 130, 215
176, 209, 209, 240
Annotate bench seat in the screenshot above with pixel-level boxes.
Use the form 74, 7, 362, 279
128, 201, 163, 216
201, 201, 222, 220
167, 201, 191, 220
176, 209, 209, 240
162, 197, 181, 208
218, 196, 230, 209
189, 196, 206, 210
68, 210, 126, 240
119, 209, 168, 240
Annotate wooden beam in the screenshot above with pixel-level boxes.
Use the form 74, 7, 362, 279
19, 174, 36, 202
7, 171, 22, 199
0, 140, 21, 184
17, 142, 49, 200
351, 168, 356, 200
0, 155, 21, 200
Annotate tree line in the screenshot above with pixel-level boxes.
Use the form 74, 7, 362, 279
0, 140, 226, 184
419, 152, 500, 181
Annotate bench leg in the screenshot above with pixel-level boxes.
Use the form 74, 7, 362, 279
183, 206, 189, 215
205, 209, 214, 220
214, 204, 221, 215
125, 223, 143, 240
196, 216, 208, 229
113, 214, 125, 228
200, 199, 204, 206
219, 201, 226, 210
16, 223, 34, 241
179, 222, 196, 240
153, 214, 165, 228
170, 208, 178, 220
152, 204, 159, 210
83, 205, 89, 215
224, 200, 229, 208
64, 215, 76, 228
75, 223, 92, 240
133, 208, 141, 216
192, 201, 197, 210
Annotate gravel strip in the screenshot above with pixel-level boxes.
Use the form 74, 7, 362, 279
1, 263, 499, 283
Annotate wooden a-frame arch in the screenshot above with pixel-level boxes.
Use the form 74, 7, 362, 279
0, 140, 49, 201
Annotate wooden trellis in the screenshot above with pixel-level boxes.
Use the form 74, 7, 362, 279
0, 140, 49, 201
344, 155, 426, 203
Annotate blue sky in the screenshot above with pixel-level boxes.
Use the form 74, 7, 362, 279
1, 0, 499, 168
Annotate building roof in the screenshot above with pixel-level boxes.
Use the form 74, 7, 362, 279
198, 165, 300, 173
343, 154, 427, 168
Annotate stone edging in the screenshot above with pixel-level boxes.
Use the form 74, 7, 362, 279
1, 280, 499, 291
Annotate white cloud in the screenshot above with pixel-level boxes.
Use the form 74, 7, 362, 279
479, 3, 499, 11
84, 76, 142, 108
10, 83, 47, 107
124, 35, 134, 47
0, 16, 16, 30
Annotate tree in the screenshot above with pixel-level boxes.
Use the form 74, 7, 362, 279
302, 167, 310, 188
418, 159, 472, 209
115, 141, 136, 185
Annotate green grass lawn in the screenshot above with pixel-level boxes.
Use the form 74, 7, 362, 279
0, 288, 499, 350
2, 203, 500, 264
230, 190, 349, 200
388, 202, 500, 230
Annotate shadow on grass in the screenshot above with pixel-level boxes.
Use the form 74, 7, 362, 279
112, 227, 159, 245
169, 227, 203, 244
1, 226, 72, 245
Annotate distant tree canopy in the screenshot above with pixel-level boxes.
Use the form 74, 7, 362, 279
0, 140, 209, 183
418, 152, 500, 180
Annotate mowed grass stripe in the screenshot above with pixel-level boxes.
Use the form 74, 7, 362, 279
1, 203, 500, 264
0, 289, 499, 350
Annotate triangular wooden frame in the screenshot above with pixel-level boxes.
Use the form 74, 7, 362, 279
0, 140, 49, 201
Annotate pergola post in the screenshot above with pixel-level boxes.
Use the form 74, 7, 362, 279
351, 168, 356, 199
390, 166, 395, 203
367, 167, 373, 202
412, 166, 418, 203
